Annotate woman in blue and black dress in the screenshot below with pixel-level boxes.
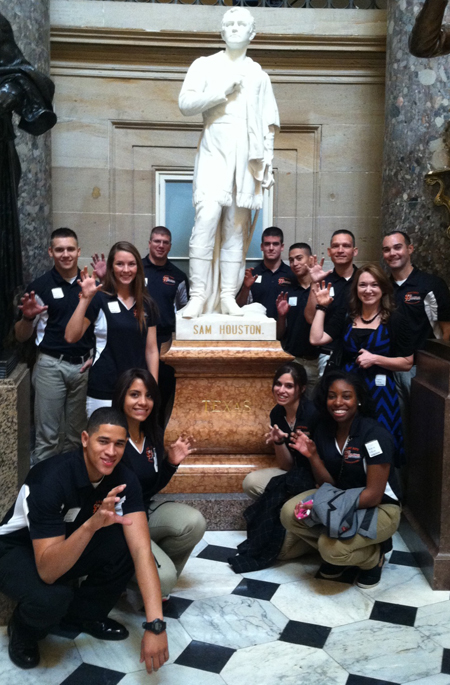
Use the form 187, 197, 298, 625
310, 263, 413, 464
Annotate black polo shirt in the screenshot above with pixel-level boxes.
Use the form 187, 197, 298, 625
0, 449, 145, 547
270, 397, 319, 470
121, 435, 177, 509
142, 255, 188, 342
85, 292, 157, 400
325, 265, 357, 316
281, 283, 319, 359
25, 267, 94, 357
391, 267, 450, 352
248, 260, 295, 320
313, 415, 400, 504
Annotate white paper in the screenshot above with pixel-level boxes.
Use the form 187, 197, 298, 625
255, 275, 262, 284
63, 507, 81, 523
365, 439, 383, 458
375, 374, 386, 387
288, 297, 298, 306
108, 301, 121, 314
52, 287, 64, 299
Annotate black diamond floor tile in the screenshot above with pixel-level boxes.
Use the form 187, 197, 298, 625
279, 620, 331, 649
197, 544, 237, 563
175, 640, 235, 674
60, 663, 125, 685
442, 648, 450, 674
370, 600, 417, 627
389, 550, 419, 567
163, 596, 193, 619
346, 675, 398, 685
232, 577, 279, 601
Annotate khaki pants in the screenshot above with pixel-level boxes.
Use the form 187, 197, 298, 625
280, 488, 401, 570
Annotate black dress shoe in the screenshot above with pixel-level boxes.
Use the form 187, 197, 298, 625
7, 615, 40, 669
60, 617, 129, 641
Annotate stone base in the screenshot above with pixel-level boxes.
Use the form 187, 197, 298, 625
152, 492, 251, 530
175, 306, 276, 341
161, 340, 292, 493
0, 363, 30, 625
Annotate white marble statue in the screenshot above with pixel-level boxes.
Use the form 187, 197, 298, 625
178, 7, 280, 319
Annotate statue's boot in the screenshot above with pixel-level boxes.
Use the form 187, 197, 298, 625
220, 261, 244, 317
181, 257, 210, 319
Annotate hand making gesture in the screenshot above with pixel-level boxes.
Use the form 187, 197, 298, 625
90, 253, 106, 281
89, 484, 133, 532
308, 255, 333, 284
289, 429, 319, 460
276, 292, 290, 318
18, 291, 48, 321
77, 266, 103, 300
265, 423, 288, 446
243, 267, 258, 289
313, 280, 334, 308
167, 434, 195, 466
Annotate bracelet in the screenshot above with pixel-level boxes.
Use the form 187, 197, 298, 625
23, 315, 35, 322
315, 304, 328, 312
274, 439, 285, 445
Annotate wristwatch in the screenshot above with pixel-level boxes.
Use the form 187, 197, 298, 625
142, 618, 166, 634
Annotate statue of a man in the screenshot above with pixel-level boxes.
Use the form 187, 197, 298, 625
179, 7, 279, 319
0, 13, 56, 351
410, 0, 450, 58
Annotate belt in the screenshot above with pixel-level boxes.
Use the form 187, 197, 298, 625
40, 349, 91, 365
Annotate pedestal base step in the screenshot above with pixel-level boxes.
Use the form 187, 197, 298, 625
151, 492, 252, 531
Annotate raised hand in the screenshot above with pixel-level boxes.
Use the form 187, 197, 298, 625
243, 267, 258, 289
308, 256, 333, 284
90, 485, 133, 532
356, 348, 377, 369
78, 266, 102, 300
167, 434, 195, 466
313, 280, 334, 308
90, 253, 106, 281
265, 423, 288, 446
18, 291, 48, 320
289, 430, 318, 459
276, 292, 290, 318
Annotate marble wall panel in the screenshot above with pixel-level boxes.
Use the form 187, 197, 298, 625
52, 211, 111, 261
52, 167, 110, 214
321, 124, 385, 172
51, 119, 109, 168
319, 171, 382, 217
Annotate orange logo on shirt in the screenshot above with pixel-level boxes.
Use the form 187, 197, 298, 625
404, 291, 421, 304
93, 500, 103, 514
163, 275, 176, 285
278, 278, 291, 286
344, 446, 361, 464
146, 447, 155, 463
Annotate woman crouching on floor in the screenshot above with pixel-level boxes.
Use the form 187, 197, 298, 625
280, 370, 401, 589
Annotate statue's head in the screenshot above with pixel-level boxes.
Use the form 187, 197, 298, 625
221, 7, 256, 49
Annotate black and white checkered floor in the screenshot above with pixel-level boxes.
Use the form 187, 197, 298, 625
2, 530, 450, 685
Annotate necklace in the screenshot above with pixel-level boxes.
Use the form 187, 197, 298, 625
360, 311, 380, 325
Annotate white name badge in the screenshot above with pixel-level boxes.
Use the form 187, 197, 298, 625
365, 439, 383, 458
115, 496, 126, 516
375, 374, 386, 387
329, 286, 335, 298
63, 507, 81, 523
255, 275, 262, 284
288, 297, 298, 306
52, 287, 64, 299
145, 278, 148, 286
108, 301, 121, 314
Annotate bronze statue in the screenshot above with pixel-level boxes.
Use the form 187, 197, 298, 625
0, 12, 56, 353
410, 0, 450, 58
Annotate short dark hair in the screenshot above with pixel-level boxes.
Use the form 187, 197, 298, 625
113, 368, 161, 444
289, 242, 312, 256
262, 226, 284, 243
313, 370, 375, 421
50, 227, 78, 245
87, 407, 128, 436
272, 362, 308, 393
384, 230, 411, 246
330, 229, 355, 247
151, 226, 172, 241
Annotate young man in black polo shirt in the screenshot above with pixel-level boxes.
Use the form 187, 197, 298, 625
0, 408, 168, 672
382, 230, 450, 400
304, 229, 359, 372
236, 226, 294, 320
14, 228, 94, 462
276, 243, 319, 393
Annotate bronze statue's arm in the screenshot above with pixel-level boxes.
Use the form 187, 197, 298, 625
410, 0, 450, 57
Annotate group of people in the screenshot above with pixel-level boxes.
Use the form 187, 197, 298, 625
1, 221, 449, 673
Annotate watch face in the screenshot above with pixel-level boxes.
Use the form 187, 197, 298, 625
143, 619, 166, 634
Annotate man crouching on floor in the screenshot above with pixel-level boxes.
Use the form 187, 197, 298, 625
0, 407, 168, 672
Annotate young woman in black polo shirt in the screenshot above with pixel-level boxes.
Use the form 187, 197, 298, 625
65, 241, 159, 416
310, 263, 414, 465
280, 371, 401, 588
113, 368, 206, 598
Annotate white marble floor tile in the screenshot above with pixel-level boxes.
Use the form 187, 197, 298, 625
179, 594, 288, 649
416, 600, 450, 648
172, 557, 242, 600
409, 676, 450, 685
221, 640, 348, 685
241, 553, 320, 585
356, 562, 449, 607
0, 633, 82, 685
191, 538, 208, 557
324, 620, 442, 683
271, 576, 374, 627
392, 531, 410, 552
120, 664, 226, 685
203, 531, 246, 548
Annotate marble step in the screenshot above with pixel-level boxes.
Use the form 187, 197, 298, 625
152, 492, 252, 530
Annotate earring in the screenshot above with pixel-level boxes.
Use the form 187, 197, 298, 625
358, 403, 361, 406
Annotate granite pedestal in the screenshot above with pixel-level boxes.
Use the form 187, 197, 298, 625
161, 340, 292, 493
402, 340, 450, 589
0, 363, 30, 623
